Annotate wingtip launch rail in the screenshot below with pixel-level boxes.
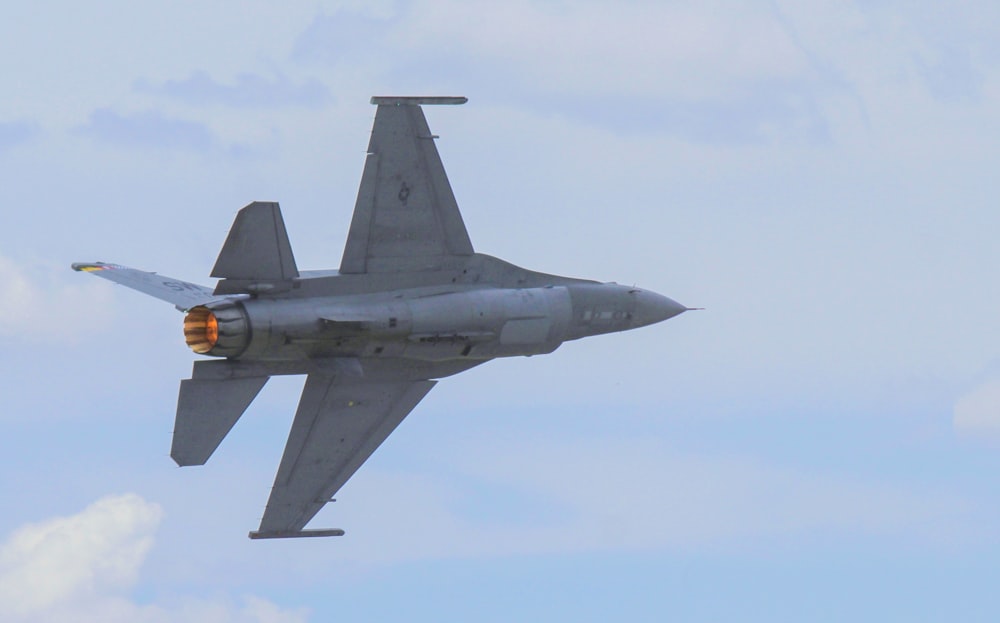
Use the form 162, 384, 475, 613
370, 96, 467, 106
249, 529, 346, 539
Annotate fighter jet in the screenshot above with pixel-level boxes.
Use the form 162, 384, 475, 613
73, 96, 689, 539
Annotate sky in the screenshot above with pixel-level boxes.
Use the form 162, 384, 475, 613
1, 1, 999, 621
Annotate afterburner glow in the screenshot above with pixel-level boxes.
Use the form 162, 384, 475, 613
183, 306, 218, 353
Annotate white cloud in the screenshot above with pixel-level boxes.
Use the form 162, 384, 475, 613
0, 494, 160, 620
954, 378, 1000, 437
241, 596, 311, 623
0, 494, 309, 623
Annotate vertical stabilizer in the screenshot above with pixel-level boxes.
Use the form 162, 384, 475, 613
211, 201, 299, 281
340, 97, 472, 274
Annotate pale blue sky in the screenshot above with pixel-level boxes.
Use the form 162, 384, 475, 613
2, 2, 999, 621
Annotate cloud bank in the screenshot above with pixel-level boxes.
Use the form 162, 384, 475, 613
0, 494, 160, 621
77, 109, 214, 152
0, 120, 40, 151
0, 494, 308, 623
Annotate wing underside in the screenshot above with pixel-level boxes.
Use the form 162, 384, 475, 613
339, 97, 473, 274
250, 373, 436, 538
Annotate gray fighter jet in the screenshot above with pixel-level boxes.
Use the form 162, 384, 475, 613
73, 96, 689, 539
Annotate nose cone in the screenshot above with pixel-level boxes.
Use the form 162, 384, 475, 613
632, 290, 687, 327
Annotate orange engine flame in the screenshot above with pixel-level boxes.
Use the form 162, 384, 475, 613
183, 306, 218, 354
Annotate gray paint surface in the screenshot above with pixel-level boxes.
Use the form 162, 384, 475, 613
73, 96, 688, 538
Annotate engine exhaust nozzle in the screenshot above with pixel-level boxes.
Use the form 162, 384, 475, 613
183, 306, 218, 353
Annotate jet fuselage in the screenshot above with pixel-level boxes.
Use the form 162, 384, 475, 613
187, 268, 685, 363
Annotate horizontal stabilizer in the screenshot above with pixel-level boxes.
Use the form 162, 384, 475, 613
212, 201, 299, 281
172, 367, 269, 466
71, 262, 232, 311
248, 529, 345, 539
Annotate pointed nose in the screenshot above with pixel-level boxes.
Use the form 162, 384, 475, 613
631, 290, 687, 327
